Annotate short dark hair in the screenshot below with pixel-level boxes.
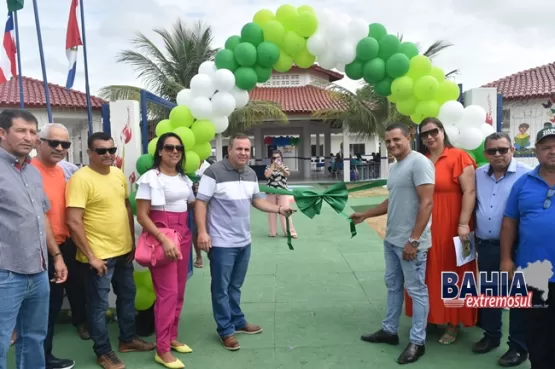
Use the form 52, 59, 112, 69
484, 132, 512, 147
0, 109, 38, 132
385, 122, 410, 136
228, 132, 250, 149
88, 132, 113, 149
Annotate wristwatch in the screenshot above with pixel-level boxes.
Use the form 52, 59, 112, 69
408, 238, 420, 248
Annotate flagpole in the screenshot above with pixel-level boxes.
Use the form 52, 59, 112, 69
12, 11, 24, 109
31, 0, 53, 122
79, 0, 93, 135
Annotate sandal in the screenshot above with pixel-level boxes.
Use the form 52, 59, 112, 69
268, 234, 276, 237
193, 260, 203, 268
439, 326, 459, 345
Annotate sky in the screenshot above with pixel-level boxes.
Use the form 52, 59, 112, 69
7, 0, 555, 98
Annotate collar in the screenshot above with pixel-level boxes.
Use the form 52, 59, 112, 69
486, 158, 517, 176
528, 165, 542, 179
426, 146, 450, 159
0, 146, 31, 167
223, 158, 245, 173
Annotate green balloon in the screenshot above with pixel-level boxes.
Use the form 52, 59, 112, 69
256, 42, 280, 68
128, 191, 137, 216
414, 75, 439, 101
183, 151, 201, 175
169, 106, 194, 128
191, 120, 216, 143
293, 49, 315, 68
225, 35, 241, 51
362, 58, 386, 84
391, 76, 414, 100
155, 119, 172, 137
396, 97, 417, 116
470, 142, 486, 163
234, 42, 257, 67
345, 60, 364, 80
241, 23, 264, 46
136, 154, 154, 175
234, 67, 258, 90
378, 35, 400, 60
215, 49, 238, 71
173, 126, 196, 150
477, 161, 489, 167
254, 65, 272, 82
147, 137, 158, 156
374, 77, 393, 97
135, 286, 155, 311
356, 37, 379, 62
415, 100, 440, 118
193, 142, 212, 161
368, 23, 387, 42
385, 53, 410, 79
283, 31, 305, 57
273, 50, 293, 72
399, 42, 419, 59
263, 20, 286, 46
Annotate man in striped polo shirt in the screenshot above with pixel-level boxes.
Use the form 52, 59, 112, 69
196, 133, 294, 351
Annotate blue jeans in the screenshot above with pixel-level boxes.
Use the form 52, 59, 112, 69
476, 239, 527, 352
0, 270, 49, 369
208, 245, 251, 337
382, 241, 429, 345
84, 255, 136, 356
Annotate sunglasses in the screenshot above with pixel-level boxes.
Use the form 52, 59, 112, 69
544, 189, 555, 209
420, 128, 439, 139
163, 144, 184, 152
92, 147, 117, 155
485, 147, 510, 155
43, 139, 71, 149
272, 156, 281, 160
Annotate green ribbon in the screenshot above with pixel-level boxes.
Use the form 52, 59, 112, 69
260, 179, 387, 249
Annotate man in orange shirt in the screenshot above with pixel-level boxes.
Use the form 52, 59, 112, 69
32, 123, 84, 369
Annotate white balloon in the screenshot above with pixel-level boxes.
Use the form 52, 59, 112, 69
317, 8, 334, 31
212, 69, 235, 92
189, 96, 213, 120
190, 73, 215, 98
317, 50, 336, 70
306, 33, 327, 56
198, 61, 217, 77
443, 123, 460, 143
335, 42, 356, 65
133, 261, 148, 272
176, 88, 193, 107
480, 123, 495, 138
460, 105, 487, 129
328, 21, 349, 42
230, 86, 249, 109
349, 18, 369, 40
211, 91, 236, 117
335, 64, 345, 73
211, 116, 229, 134
438, 101, 464, 126
457, 126, 483, 150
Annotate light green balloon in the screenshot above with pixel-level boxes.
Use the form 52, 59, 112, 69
396, 97, 417, 116
415, 100, 441, 118
276, 4, 298, 31
191, 120, 216, 143
173, 126, 196, 150
193, 142, 212, 161
155, 119, 172, 137
414, 75, 439, 101
407, 55, 432, 80
295, 11, 318, 38
391, 76, 414, 100
293, 49, 316, 69
297, 4, 315, 13
169, 106, 194, 128
274, 49, 293, 72
183, 151, 201, 175
430, 66, 445, 83
135, 286, 155, 311
436, 80, 461, 104
283, 31, 305, 57
263, 20, 286, 46
253, 9, 275, 27
147, 137, 158, 156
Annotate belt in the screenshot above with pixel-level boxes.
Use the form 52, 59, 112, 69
476, 237, 500, 244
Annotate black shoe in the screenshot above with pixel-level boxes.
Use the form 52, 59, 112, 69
360, 329, 399, 345
46, 356, 75, 369
397, 343, 425, 364
498, 348, 528, 367
472, 337, 500, 354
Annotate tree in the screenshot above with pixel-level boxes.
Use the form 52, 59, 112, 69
98, 20, 287, 136
312, 40, 458, 138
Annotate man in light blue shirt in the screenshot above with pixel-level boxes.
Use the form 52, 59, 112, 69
473, 132, 531, 366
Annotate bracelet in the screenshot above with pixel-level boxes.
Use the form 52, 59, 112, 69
458, 224, 469, 228
277, 206, 281, 214
53, 252, 61, 258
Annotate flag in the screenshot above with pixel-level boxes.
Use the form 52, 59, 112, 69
7, 0, 24, 12
65, 0, 82, 89
0, 12, 16, 84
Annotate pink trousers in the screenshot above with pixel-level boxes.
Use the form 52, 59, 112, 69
148, 210, 192, 354
266, 194, 297, 236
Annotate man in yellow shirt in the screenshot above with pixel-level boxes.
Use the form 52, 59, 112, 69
66, 132, 154, 369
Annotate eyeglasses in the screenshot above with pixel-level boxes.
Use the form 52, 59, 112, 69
272, 156, 281, 160
163, 144, 184, 152
420, 128, 439, 139
92, 147, 117, 155
42, 139, 71, 149
544, 189, 555, 209
485, 147, 510, 155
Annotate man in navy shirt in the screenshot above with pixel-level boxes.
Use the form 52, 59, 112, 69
501, 127, 555, 369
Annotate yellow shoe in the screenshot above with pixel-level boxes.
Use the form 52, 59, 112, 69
171, 344, 193, 353
154, 353, 185, 368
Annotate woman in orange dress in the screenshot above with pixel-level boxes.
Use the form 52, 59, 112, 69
405, 117, 477, 344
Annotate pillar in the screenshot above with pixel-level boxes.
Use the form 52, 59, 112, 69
324, 124, 331, 156
380, 140, 389, 178
315, 132, 321, 157
302, 124, 311, 179
342, 123, 350, 182
215, 134, 223, 161
254, 127, 263, 164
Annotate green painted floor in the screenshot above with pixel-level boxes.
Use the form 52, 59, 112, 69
8, 185, 518, 368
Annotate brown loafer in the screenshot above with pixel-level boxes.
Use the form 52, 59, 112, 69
119, 336, 156, 353
221, 335, 240, 351
235, 323, 263, 335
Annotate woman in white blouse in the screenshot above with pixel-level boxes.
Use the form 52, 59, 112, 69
136, 132, 195, 369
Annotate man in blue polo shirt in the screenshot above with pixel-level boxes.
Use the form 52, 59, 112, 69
501, 127, 555, 369
473, 132, 531, 366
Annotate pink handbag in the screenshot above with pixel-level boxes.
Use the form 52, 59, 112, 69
135, 218, 182, 268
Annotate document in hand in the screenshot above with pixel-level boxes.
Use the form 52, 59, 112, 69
453, 232, 476, 267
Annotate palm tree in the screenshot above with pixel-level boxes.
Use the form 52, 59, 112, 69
98, 20, 287, 137
312, 40, 458, 138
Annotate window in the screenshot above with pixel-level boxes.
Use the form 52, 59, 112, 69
311, 144, 324, 156
349, 143, 365, 155
502, 109, 510, 133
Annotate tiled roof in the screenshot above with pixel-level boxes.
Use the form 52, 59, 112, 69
482, 62, 555, 100
250, 85, 342, 113
0, 76, 106, 109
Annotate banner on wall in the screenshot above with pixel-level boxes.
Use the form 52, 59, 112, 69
109, 100, 142, 193
463, 88, 497, 127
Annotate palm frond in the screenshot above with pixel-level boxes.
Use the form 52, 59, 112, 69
97, 85, 143, 101
423, 40, 454, 59
226, 100, 288, 135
